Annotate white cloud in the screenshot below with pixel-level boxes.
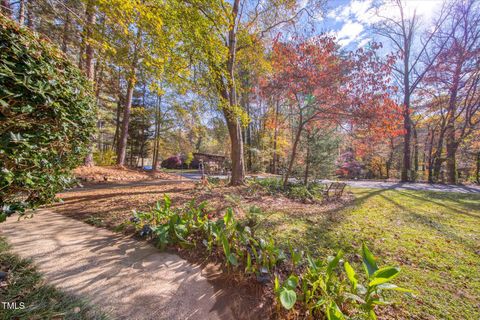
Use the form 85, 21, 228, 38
332, 0, 446, 25
326, 0, 447, 48
336, 21, 364, 47
357, 37, 371, 48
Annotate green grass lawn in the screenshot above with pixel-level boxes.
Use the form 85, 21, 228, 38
255, 188, 480, 319
0, 237, 108, 320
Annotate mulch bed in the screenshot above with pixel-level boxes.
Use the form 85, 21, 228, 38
74, 165, 181, 183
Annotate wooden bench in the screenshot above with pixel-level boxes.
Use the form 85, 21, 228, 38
322, 182, 347, 201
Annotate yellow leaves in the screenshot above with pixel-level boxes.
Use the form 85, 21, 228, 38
148, 82, 165, 96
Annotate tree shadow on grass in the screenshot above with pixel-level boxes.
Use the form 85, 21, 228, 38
376, 191, 479, 253
282, 187, 479, 258
394, 190, 480, 219
256, 188, 391, 256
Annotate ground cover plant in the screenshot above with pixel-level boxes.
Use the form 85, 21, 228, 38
0, 237, 107, 320
129, 194, 410, 319
248, 178, 325, 203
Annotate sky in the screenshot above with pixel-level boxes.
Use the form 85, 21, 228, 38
320, 0, 447, 49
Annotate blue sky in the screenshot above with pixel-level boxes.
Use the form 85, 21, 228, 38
318, 0, 446, 49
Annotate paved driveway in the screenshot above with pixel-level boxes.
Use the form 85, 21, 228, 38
178, 171, 480, 194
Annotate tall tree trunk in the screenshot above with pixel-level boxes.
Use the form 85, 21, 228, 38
427, 127, 436, 183
401, 49, 412, 182
83, 0, 96, 166
26, 0, 34, 28
413, 125, 419, 180
116, 27, 141, 166
245, 99, 252, 171
153, 95, 162, 170
1, 0, 11, 17
476, 151, 480, 184
445, 58, 462, 184
445, 120, 457, 184
112, 96, 122, 151
284, 116, 303, 188
117, 74, 136, 166
432, 139, 444, 183
304, 135, 310, 185
272, 99, 279, 174
18, 0, 25, 25
386, 138, 394, 179
224, 0, 245, 186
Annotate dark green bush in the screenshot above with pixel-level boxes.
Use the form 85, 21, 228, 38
0, 16, 96, 221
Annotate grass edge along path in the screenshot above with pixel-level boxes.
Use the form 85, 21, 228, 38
0, 237, 108, 320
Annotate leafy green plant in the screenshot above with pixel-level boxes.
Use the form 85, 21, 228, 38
130, 195, 285, 278
342, 243, 412, 319
248, 178, 325, 202
275, 274, 299, 310
0, 16, 96, 221
288, 185, 315, 202
130, 196, 410, 319
275, 244, 410, 319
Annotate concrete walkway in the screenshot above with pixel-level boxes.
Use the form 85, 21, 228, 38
1, 210, 234, 320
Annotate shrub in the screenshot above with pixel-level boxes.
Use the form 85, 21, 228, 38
249, 178, 325, 202
252, 177, 284, 195
161, 155, 183, 169
93, 149, 116, 166
0, 16, 96, 221
184, 152, 194, 168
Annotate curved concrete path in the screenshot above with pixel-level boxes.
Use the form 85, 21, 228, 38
1, 210, 234, 320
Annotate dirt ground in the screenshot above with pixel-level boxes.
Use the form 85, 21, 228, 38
53, 179, 353, 231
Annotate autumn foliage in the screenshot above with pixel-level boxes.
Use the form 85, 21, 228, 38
263, 35, 403, 184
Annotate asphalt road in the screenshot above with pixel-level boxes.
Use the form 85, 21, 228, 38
178, 172, 480, 194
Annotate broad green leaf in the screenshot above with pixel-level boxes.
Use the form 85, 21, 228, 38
362, 243, 378, 277
274, 276, 280, 293
326, 301, 345, 320
224, 208, 233, 226
245, 252, 252, 273
279, 288, 297, 310
228, 253, 239, 266
285, 275, 298, 290
344, 292, 366, 304
163, 194, 171, 209
327, 250, 344, 278
370, 267, 400, 286
344, 261, 357, 290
